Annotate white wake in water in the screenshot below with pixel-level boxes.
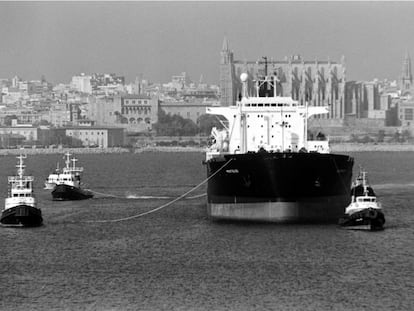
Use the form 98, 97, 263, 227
126, 195, 173, 199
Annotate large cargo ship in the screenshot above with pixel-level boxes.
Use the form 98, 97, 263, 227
204, 63, 354, 222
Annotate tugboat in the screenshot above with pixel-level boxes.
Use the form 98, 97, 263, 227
204, 60, 354, 222
1, 154, 43, 227
44, 162, 60, 190
338, 169, 385, 230
51, 152, 93, 201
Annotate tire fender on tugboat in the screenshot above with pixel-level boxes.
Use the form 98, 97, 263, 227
367, 208, 378, 219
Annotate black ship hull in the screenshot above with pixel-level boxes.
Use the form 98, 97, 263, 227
338, 208, 385, 230
0, 205, 43, 227
52, 184, 94, 201
206, 152, 354, 222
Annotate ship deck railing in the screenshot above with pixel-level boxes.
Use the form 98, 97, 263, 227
8, 176, 34, 182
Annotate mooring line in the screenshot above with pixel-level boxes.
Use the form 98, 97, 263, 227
83, 158, 232, 223
186, 193, 207, 199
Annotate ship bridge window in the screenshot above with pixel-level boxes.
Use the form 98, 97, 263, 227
265, 103, 270, 107
252, 103, 257, 107
271, 104, 276, 107
258, 103, 263, 107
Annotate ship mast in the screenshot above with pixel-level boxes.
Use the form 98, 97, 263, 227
16, 154, 26, 187
362, 171, 368, 196
64, 152, 71, 169
304, 101, 308, 150
239, 72, 249, 153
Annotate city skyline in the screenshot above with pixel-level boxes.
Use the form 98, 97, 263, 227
1, 1, 414, 84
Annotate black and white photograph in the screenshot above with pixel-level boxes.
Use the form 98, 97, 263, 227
0, 1, 413, 310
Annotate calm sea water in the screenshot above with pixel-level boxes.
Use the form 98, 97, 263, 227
0, 151, 413, 311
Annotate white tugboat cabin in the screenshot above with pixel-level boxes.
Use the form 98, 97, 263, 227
5, 155, 35, 210
1, 154, 43, 227
55, 152, 84, 188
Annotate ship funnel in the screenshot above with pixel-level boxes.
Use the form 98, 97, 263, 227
240, 73, 249, 98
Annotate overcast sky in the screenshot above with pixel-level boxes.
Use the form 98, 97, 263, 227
1, 1, 413, 84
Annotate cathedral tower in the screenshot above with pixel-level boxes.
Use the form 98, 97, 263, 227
219, 37, 236, 106
400, 51, 412, 94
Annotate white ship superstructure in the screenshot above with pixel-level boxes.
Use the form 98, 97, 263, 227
206, 73, 330, 161
44, 162, 61, 189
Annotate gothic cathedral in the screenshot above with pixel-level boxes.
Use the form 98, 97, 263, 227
219, 38, 346, 119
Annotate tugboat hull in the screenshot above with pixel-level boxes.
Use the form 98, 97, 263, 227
0, 205, 43, 227
52, 184, 93, 201
339, 208, 385, 231
206, 152, 354, 223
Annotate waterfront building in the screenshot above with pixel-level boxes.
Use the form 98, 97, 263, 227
1, 88, 23, 104
119, 94, 158, 132
71, 74, 92, 94
398, 100, 414, 127
125, 76, 151, 95
0, 133, 25, 148
160, 98, 220, 124
48, 102, 71, 127
0, 122, 39, 141
88, 94, 158, 133
91, 73, 125, 90
18, 80, 52, 96
344, 80, 388, 127
11, 76, 20, 88
54, 126, 124, 148
0, 107, 42, 125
